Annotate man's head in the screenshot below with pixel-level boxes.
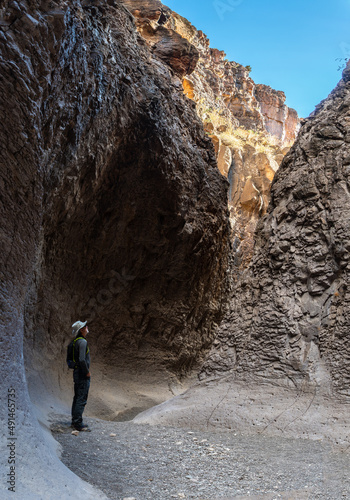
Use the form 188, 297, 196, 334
80, 325, 89, 337
72, 321, 88, 337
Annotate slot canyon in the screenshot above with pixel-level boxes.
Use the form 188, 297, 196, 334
1, 0, 350, 498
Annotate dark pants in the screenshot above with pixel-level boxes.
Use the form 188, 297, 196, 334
71, 371, 90, 427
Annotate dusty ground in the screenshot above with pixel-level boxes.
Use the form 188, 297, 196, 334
52, 414, 350, 500
134, 377, 350, 446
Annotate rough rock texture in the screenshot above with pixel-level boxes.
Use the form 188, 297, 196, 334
176, 22, 300, 272
202, 62, 350, 398
133, 65, 350, 446
0, 0, 230, 496
122, 0, 199, 78
255, 84, 299, 142
122, 1, 300, 271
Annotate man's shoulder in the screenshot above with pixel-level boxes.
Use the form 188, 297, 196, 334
75, 337, 87, 345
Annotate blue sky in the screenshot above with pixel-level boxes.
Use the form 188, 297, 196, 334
164, 0, 350, 118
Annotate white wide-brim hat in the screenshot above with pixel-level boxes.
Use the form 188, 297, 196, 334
72, 321, 87, 336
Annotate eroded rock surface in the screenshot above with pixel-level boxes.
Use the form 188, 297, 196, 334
255, 84, 299, 142
0, 0, 230, 496
122, 0, 199, 77
133, 65, 350, 447
176, 23, 300, 272
123, 1, 300, 272
203, 63, 350, 398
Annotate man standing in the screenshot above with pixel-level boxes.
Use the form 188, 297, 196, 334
71, 320, 91, 431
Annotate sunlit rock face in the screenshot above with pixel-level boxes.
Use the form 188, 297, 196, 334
0, 0, 231, 494
122, 0, 300, 273
203, 63, 350, 398
122, 0, 199, 77
254, 84, 299, 143
173, 22, 300, 273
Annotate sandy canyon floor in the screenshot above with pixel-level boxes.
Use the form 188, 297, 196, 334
52, 412, 350, 500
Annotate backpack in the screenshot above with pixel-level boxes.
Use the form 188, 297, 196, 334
66, 336, 88, 369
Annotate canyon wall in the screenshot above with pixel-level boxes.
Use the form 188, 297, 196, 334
0, 0, 230, 496
134, 61, 350, 445
122, 0, 300, 271
173, 13, 299, 271
203, 62, 350, 397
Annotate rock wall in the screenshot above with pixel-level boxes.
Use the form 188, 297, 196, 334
255, 84, 299, 143
122, 1, 300, 272
174, 17, 300, 272
203, 63, 350, 398
0, 0, 230, 495
132, 64, 350, 446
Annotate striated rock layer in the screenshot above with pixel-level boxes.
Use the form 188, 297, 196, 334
203, 62, 350, 398
122, 0, 300, 271
0, 0, 230, 496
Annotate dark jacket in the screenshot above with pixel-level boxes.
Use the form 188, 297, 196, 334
74, 337, 90, 376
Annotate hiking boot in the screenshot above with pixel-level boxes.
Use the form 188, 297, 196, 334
73, 424, 91, 432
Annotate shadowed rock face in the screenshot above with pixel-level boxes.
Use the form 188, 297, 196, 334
0, 0, 230, 495
126, 2, 300, 274
21, 1, 229, 372
203, 63, 350, 398
131, 65, 350, 447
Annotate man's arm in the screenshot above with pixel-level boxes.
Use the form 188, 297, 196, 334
77, 339, 89, 376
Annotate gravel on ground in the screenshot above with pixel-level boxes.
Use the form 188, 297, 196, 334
51, 415, 350, 500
